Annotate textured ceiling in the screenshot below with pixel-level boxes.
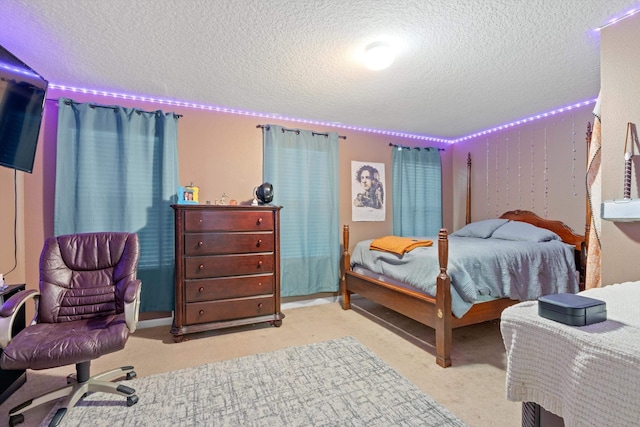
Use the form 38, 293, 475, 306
1, 0, 637, 140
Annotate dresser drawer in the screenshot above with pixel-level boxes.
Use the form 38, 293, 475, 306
185, 254, 274, 278
184, 232, 274, 256
185, 296, 275, 324
184, 210, 274, 232
185, 275, 274, 302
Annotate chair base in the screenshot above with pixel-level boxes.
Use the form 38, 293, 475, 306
8, 362, 138, 427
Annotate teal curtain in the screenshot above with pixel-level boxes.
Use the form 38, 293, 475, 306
392, 146, 442, 236
262, 125, 339, 296
54, 98, 179, 312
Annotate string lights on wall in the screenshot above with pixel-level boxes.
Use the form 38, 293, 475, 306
478, 119, 586, 220
544, 127, 549, 217
495, 137, 500, 218
571, 115, 578, 197
517, 130, 522, 206
486, 138, 490, 218
505, 136, 510, 208
530, 131, 535, 210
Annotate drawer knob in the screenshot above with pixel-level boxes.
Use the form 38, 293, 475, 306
198, 241, 203, 246
256, 239, 262, 247
199, 264, 204, 270
258, 303, 263, 308
199, 287, 204, 293
257, 260, 263, 268
199, 310, 204, 316
257, 217, 263, 225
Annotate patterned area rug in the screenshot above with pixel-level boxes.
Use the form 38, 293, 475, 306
41, 336, 467, 426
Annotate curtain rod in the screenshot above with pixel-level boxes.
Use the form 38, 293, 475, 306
48, 98, 183, 118
389, 143, 445, 151
256, 124, 346, 140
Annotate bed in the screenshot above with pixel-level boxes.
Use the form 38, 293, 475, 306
341, 211, 585, 367
501, 281, 640, 427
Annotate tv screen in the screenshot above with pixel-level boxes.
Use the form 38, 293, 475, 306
0, 44, 48, 173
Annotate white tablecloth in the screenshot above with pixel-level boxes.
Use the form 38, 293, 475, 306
501, 281, 640, 427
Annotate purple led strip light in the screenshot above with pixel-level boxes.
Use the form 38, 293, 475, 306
48, 83, 595, 144
450, 99, 597, 143
48, 84, 450, 143
596, 7, 640, 31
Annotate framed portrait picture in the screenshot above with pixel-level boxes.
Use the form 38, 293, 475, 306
178, 185, 199, 204
351, 161, 385, 222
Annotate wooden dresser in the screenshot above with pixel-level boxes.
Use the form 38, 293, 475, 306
171, 204, 284, 342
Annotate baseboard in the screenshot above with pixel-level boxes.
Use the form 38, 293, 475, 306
281, 295, 338, 310
135, 296, 339, 330
137, 316, 173, 329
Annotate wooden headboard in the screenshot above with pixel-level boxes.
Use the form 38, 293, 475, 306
500, 209, 586, 289
499, 209, 584, 251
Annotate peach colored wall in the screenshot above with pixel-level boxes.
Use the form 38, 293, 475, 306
0, 167, 25, 285
451, 107, 593, 234
600, 13, 640, 285
2, 87, 452, 298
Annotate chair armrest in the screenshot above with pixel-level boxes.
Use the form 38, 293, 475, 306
0, 289, 39, 349
123, 280, 142, 333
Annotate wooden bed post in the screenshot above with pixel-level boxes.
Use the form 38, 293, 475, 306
341, 224, 351, 309
435, 228, 452, 368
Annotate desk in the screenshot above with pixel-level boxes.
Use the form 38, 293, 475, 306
0, 284, 26, 404
501, 281, 640, 427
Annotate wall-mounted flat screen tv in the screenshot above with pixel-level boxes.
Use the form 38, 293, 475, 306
0, 44, 48, 173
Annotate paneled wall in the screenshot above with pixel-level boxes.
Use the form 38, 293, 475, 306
452, 108, 593, 234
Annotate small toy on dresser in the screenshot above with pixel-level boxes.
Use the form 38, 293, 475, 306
177, 183, 199, 204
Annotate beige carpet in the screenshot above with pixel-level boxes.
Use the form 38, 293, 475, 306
0, 297, 520, 427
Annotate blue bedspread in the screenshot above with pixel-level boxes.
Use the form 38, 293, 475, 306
350, 236, 579, 318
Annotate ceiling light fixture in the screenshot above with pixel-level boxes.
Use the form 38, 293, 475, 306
363, 41, 394, 71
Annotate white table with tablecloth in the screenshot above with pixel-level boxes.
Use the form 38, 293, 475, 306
501, 281, 640, 427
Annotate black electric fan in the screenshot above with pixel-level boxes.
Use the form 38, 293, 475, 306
255, 182, 273, 204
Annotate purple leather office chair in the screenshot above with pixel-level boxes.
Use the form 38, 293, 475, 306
0, 232, 142, 427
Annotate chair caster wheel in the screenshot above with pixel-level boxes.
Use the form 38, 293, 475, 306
127, 394, 139, 406
9, 413, 24, 426
126, 371, 137, 380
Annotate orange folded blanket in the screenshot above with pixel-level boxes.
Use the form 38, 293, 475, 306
369, 236, 433, 255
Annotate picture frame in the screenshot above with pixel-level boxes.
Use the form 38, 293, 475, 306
351, 161, 385, 222
178, 185, 199, 204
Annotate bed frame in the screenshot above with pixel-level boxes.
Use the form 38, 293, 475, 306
341, 211, 584, 368
340, 145, 589, 367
